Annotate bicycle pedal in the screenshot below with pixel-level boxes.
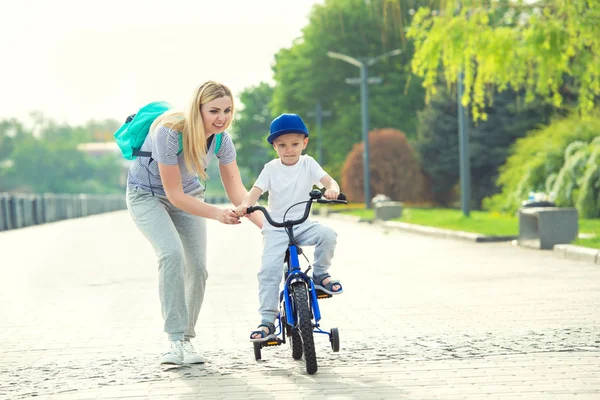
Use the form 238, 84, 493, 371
262, 338, 283, 347
316, 289, 332, 299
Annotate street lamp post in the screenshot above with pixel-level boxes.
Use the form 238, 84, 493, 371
457, 71, 471, 217
327, 49, 402, 208
307, 101, 332, 165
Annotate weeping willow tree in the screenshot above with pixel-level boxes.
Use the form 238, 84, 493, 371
546, 137, 600, 218
576, 138, 600, 218
483, 113, 600, 215
407, 0, 600, 121
546, 141, 590, 205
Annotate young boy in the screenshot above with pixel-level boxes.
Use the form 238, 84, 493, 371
234, 113, 343, 342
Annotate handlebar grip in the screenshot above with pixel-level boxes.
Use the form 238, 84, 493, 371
337, 193, 346, 201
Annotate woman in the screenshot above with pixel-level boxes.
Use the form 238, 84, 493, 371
126, 80, 261, 365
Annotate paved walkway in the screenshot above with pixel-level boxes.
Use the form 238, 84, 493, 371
0, 210, 599, 399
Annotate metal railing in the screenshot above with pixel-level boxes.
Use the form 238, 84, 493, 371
0, 192, 231, 232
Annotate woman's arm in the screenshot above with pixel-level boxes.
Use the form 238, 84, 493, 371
158, 163, 240, 225
219, 160, 263, 228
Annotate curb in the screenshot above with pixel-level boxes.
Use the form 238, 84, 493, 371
375, 220, 516, 243
323, 213, 514, 243
325, 213, 598, 265
553, 244, 600, 265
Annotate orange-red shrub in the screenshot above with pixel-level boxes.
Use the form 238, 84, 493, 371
341, 128, 432, 203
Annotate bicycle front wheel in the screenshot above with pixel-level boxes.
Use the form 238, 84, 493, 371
292, 283, 317, 374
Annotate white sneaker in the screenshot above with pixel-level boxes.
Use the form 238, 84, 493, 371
160, 340, 184, 365
182, 340, 207, 364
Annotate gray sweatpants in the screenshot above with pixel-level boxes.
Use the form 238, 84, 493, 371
259, 220, 337, 323
126, 187, 207, 342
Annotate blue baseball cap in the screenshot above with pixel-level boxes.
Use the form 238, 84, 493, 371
267, 113, 309, 144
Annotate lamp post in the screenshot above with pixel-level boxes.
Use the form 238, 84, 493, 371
327, 49, 402, 208
457, 71, 471, 216
307, 101, 332, 165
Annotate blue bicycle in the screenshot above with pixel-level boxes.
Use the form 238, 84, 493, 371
246, 190, 347, 375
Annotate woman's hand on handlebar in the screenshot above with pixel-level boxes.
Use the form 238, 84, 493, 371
323, 189, 340, 200
217, 208, 241, 225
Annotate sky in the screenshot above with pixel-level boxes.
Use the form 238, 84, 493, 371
0, 0, 324, 126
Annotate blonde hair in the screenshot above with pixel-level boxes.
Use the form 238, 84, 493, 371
151, 81, 234, 180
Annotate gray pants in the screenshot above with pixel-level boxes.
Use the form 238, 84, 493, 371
259, 220, 337, 323
126, 187, 207, 342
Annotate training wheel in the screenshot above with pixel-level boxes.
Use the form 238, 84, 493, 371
330, 327, 340, 352
253, 342, 262, 360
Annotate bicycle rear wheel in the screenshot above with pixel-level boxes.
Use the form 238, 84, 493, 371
292, 283, 317, 374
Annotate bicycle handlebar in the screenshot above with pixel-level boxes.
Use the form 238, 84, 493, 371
246, 190, 347, 228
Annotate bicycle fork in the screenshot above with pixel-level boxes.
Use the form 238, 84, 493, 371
283, 245, 322, 326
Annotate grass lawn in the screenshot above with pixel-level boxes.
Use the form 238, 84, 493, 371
339, 206, 600, 249
576, 219, 600, 248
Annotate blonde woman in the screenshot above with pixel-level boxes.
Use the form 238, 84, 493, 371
126, 81, 261, 365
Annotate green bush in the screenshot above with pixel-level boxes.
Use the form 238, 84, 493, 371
544, 138, 600, 218
550, 141, 590, 207
483, 113, 600, 214
576, 137, 600, 218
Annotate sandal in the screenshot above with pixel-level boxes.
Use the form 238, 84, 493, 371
313, 273, 343, 295
249, 322, 276, 342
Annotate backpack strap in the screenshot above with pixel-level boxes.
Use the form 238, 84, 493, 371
142, 132, 223, 157
206, 134, 214, 153
213, 133, 223, 154
133, 149, 152, 157
177, 135, 184, 155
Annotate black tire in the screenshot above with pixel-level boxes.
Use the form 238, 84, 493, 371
290, 329, 303, 360
330, 328, 340, 352
253, 341, 262, 361
292, 283, 317, 374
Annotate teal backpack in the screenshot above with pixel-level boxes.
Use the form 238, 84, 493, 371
113, 101, 222, 160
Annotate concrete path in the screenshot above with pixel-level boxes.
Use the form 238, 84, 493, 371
0, 210, 598, 399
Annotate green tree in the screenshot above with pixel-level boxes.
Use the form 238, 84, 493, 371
0, 119, 27, 162
231, 82, 274, 183
271, 0, 431, 180
4, 137, 85, 192
407, 0, 600, 121
415, 86, 554, 207
0, 115, 126, 194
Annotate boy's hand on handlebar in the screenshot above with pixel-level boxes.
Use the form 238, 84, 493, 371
323, 189, 339, 200
233, 205, 247, 218
218, 208, 241, 225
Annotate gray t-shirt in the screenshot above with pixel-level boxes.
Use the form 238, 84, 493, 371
127, 125, 236, 196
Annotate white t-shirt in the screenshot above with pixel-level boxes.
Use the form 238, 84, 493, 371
254, 155, 327, 231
